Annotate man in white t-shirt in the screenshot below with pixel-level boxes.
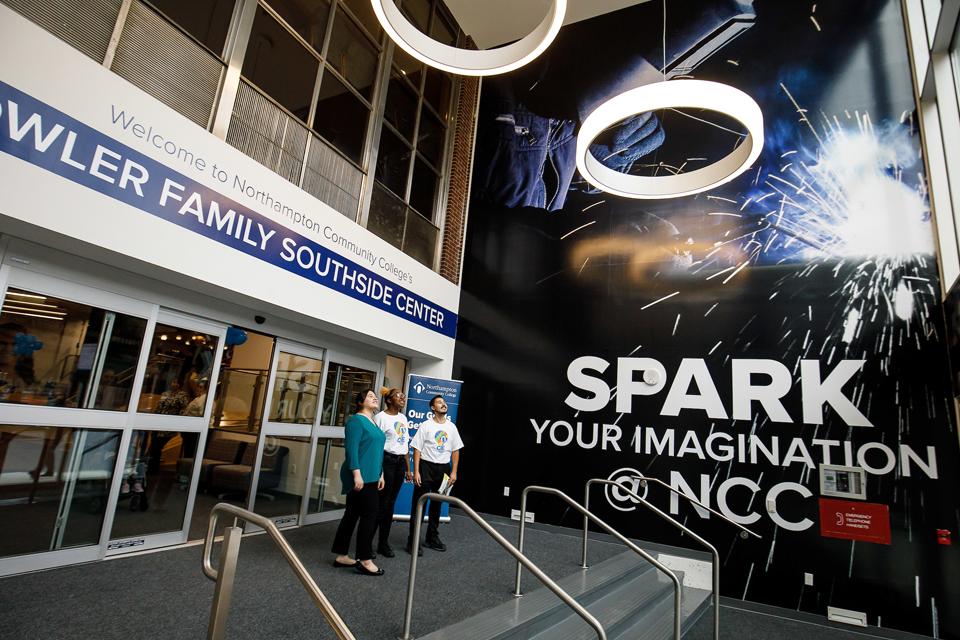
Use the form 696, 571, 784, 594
406, 395, 463, 553
371, 388, 411, 558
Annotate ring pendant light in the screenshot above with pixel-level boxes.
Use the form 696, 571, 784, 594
576, 80, 765, 199
372, 0, 567, 76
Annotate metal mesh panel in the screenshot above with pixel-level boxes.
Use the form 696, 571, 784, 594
111, 0, 224, 128
227, 81, 309, 185
1, 0, 121, 62
303, 136, 364, 221
367, 183, 406, 249
402, 209, 438, 268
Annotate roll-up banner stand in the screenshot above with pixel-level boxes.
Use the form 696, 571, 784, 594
393, 375, 463, 522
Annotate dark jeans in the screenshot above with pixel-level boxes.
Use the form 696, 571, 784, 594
331, 482, 379, 561
408, 460, 448, 544
374, 452, 406, 547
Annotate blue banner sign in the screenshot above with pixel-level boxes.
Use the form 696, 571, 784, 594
0, 80, 457, 338
394, 375, 463, 519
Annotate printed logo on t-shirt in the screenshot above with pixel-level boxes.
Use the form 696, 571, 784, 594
434, 430, 448, 451
394, 421, 406, 445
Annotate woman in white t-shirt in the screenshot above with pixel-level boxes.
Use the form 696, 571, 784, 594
371, 388, 411, 558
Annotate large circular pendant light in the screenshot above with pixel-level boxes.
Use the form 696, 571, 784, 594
576, 80, 764, 199
372, 0, 567, 76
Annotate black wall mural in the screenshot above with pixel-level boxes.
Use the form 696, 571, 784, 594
453, 1, 960, 637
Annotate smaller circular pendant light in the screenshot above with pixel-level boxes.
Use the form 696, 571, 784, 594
576, 80, 764, 199
372, 0, 567, 77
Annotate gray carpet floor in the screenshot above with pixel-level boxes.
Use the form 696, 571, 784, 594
0, 514, 914, 640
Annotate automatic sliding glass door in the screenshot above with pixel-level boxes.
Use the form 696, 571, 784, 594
303, 354, 381, 526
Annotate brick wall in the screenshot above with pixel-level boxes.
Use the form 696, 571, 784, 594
439, 37, 480, 285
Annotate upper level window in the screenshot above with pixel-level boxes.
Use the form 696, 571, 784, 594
146, 0, 236, 57
243, 5, 321, 122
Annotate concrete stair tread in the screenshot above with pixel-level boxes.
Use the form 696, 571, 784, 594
528, 570, 681, 640
417, 551, 710, 640
417, 552, 654, 640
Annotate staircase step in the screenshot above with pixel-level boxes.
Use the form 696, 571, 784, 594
418, 552, 655, 640
525, 569, 681, 640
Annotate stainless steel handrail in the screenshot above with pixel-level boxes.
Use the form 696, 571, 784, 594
631, 476, 763, 540
202, 502, 356, 640
583, 477, 762, 640
400, 493, 607, 640
516, 486, 683, 640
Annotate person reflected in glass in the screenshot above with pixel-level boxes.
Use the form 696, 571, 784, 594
183, 380, 208, 417
371, 388, 411, 558
331, 388, 385, 575
156, 378, 189, 415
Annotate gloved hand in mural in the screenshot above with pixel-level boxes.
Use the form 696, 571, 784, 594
473, 0, 756, 211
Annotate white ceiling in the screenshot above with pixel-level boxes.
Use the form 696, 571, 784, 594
443, 0, 650, 49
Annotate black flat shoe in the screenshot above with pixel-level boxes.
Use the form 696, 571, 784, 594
378, 544, 395, 558
332, 560, 357, 568
355, 563, 384, 576
424, 538, 446, 552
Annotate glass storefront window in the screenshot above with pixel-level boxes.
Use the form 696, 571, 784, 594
423, 68, 452, 121
417, 109, 444, 167
392, 46, 424, 92
0, 425, 121, 559
308, 437, 346, 512
137, 324, 218, 415
312, 73, 370, 164
242, 5, 320, 122
268, 352, 324, 424
266, 0, 331, 53
0, 288, 147, 411
146, 0, 236, 56
252, 435, 310, 519
376, 124, 412, 198
401, 0, 431, 34
339, 0, 383, 41
327, 10, 379, 101
321, 363, 376, 426
209, 329, 275, 435
431, 11, 456, 47
384, 72, 419, 141
410, 157, 440, 217
109, 431, 200, 539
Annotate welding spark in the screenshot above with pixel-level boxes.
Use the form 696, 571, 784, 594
641, 291, 680, 310
561, 221, 596, 239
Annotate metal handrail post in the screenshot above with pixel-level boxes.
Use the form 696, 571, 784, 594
202, 503, 356, 640
515, 486, 682, 640
207, 525, 242, 640
399, 493, 425, 640
399, 493, 607, 640
581, 482, 590, 569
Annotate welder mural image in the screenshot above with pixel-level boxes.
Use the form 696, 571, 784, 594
455, 1, 960, 637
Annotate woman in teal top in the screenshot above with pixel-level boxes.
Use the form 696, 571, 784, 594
331, 388, 386, 575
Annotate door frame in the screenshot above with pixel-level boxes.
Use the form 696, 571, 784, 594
300, 349, 382, 527
105, 310, 228, 557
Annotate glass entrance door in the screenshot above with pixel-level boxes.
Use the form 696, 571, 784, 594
246, 341, 326, 529
303, 353, 381, 525
105, 311, 226, 555
187, 328, 275, 541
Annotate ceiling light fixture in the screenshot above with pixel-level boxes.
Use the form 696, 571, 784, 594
372, 0, 566, 76
576, 80, 764, 199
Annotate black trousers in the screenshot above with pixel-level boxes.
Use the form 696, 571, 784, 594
408, 460, 448, 543
331, 482, 379, 560
374, 452, 406, 547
